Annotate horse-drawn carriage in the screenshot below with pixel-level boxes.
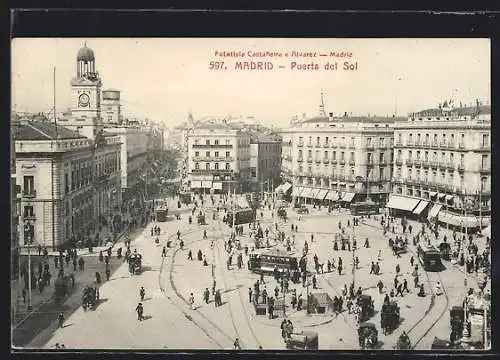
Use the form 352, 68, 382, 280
439, 242, 452, 261
82, 285, 99, 311
277, 208, 287, 220
285, 331, 318, 350
381, 301, 400, 335
394, 332, 412, 350
357, 294, 375, 322
358, 322, 378, 349
54, 276, 71, 302
129, 253, 142, 275
450, 306, 464, 343
389, 238, 407, 255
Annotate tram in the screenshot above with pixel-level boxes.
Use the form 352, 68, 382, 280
155, 205, 169, 222
417, 243, 443, 271
226, 207, 256, 227
248, 249, 299, 277
350, 201, 379, 216
179, 191, 192, 205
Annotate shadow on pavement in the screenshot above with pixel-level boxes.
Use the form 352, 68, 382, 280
142, 315, 153, 321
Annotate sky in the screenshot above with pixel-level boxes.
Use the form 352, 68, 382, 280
11, 38, 490, 128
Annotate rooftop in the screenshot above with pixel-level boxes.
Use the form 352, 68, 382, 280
301, 115, 404, 124
13, 121, 85, 141
411, 104, 491, 118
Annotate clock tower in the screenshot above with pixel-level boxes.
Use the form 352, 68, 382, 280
69, 43, 103, 140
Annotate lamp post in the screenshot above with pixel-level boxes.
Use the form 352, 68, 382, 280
23, 220, 33, 311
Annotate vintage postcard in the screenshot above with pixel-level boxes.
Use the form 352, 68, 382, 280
11, 38, 491, 351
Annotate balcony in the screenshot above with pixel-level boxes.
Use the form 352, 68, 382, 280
331, 144, 338, 149
348, 144, 356, 149
430, 161, 439, 169
379, 160, 387, 166
395, 141, 403, 146
192, 144, 233, 149
431, 141, 438, 148
395, 159, 403, 166
323, 143, 330, 148
339, 159, 346, 165
457, 163, 465, 172
479, 166, 491, 174
191, 169, 233, 175
458, 143, 465, 149
297, 158, 304, 163
365, 144, 374, 150
413, 159, 422, 167
479, 144, 490, 151
339, 144, 346, 149
445, 162, 456, 171
306, 143, 313, 148
297, 142, 304, 147
22, 190, 36, 198
348, 160, 355, 166
331, 159, 338, 165
447, 142, 456, 149
323, 158, 330, 164
315, 158, 322, 163
307, 158, 313, 163
422, 160, 430, 168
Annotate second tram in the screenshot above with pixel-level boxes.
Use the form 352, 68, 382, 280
226, 207, 256, 227
155, 205, 169, 222
417, 243, 444, 271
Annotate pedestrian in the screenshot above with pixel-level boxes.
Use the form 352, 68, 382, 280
248, 287, 253, 303
394, 276, 398, 289
410, 256, 414, 268
233, 338, 241, 350
403, 279, 409, 293
396, 283, 404, 297
162, 246, 167, 257
22, 287, 27, 303
396, 264, 400, 275
370, 261, 375, 274
204, 288, 210, 304
136, 302, 144, 321
187, 250, 193, 260
377, 280, 384, 294
312, 275, 317, 289
57, 312, 65, 328
54, 256, 59, 268
189, 293, 196, 310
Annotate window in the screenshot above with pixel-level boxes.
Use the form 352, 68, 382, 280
299, 136, 303, 144
408, 134, 413, 144
226, 151, 230, 158
379, 167, 384, 180
308, 150, 312, 159
408, 151, 412, 160
308, 136, 312, 145
215, 163, 219, 170
194, 139, 199, 145
460, 154, 464, 165
379, 153, 384, 162
397, 150, 402, 159
107, 115, 113, 122
299, 165, 303, 173
425, 133, 430, 144
225, 139, 230, 145
206, 151, 210, 158
433, 134, 438, 143
398, 134, 402, 143
195, 151, 199, 157
325, 137, 329, 145
195, 163, 200, 170
408, 169, 412, 180
332, 151, 336, 160
416, 151, 420, 160
23, 176, 34, 195
324, 151, 328, 159
380, 137, 385, 147
205, 163, 210, 170
215, 151, 219, 158
225, 163, 230, 170
206, 139, 210, 145
482, 155, 488, 169
24, 205, 34, 218
215, 139, 219, 145
417, 134, 421, 143
298, 150, 303, 158
482, 134, 489, 147
425, 151, 429, 161
316, 137, 320, 146
341, 152, 345, 161
367, 138, 372, 146
251, 168, 256, 177
367, 153, 372, 163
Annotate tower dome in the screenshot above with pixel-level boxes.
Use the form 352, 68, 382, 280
77, 43, 95, 62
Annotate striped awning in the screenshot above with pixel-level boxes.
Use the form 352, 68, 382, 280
274, 185, 284, 193
282, 182, 292, 193
445, 194, 454, 201
438, 193, 446, 199
429, 191, 438, 197
310, 188, 321, 199
291, 186, 301, 197
438, 211, 479, 228
316, 189, 329, 200
386, 195, 420, 212
325, 191, 339, 201
427, 204, 443, 219
341, 192, 356, 202
190, 180, 202, 188
412, 200, 430, 215
302, 187, 314, 198
201, 181, 212, 188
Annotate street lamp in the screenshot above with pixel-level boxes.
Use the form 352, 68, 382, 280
23, 219, 34, 310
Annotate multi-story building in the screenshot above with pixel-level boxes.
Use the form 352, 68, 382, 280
101, 89, 122, 125
187, 121, 251, 193
104, 125, 149, 198
14, 120, 122, 248
389, 102, 491, 229
282, 111, 401, 205
11, 122, 21, 320
250, 136, 282, 194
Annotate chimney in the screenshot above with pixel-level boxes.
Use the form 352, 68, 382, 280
344, 112, 348, 117
328, 112, 333, 121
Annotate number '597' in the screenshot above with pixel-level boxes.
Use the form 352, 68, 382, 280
209, 61, 225, 70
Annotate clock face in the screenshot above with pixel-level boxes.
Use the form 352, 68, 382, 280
79, 93, 90, 107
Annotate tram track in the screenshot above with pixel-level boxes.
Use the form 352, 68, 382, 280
157, 224, 235, 349
212, 215, 263, 350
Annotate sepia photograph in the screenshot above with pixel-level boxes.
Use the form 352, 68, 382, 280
10, 37, 491, 351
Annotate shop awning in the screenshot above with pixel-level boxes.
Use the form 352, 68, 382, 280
316, 189, 329, 200
341, 192, 356, 202
438, 193, 446, 199
190, 180, 202, 188
291, 186, 300, 197
274, 185, 283, 193
339, 182, 347, 186
386, 195, 420, 212
297, 186, 306, 196
445, 195, 454, 201
429, 191, 438, 197
282, 182, 292, 193
427, 204, 443, 219
201, 181, 212, 188
412, 200, 430, 215
438, 211, 479, 228
302, 187, 314, 198
310, 188, 321, 199
212, 182, 222, 190
325, 191, 339, 201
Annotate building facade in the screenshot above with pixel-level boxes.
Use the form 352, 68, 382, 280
187, 121, 251, 193
390, 102, 491, 228
282, 112, 400, 205
250, 138, 282, 193
101, 89, 122, 125
103, 126, 149, 197
14, 121, 122, 248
